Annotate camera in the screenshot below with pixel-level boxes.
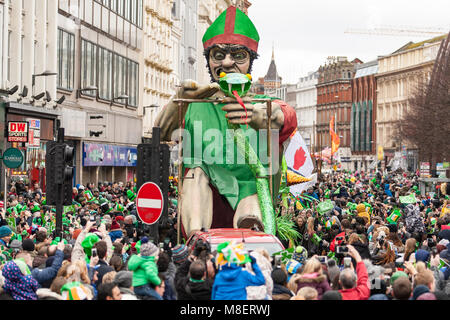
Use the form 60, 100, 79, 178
336, 246, 348, 254
91, 248, 97, 257
274, 255, 282, 268
90, 215, 96, 222
317, 256, 327, 264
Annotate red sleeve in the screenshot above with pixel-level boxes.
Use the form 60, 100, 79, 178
274, 100, 297, 145
355, 261, 370, 300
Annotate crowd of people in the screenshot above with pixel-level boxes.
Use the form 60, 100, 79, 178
0, 169, 448, 301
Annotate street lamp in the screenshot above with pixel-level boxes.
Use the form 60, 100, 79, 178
32, 71, 57, 96
143, 104, 159, 115
110, 94, 129, 107
77, 86, 98, 98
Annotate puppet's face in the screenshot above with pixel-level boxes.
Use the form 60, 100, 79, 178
208, 44, 251, 82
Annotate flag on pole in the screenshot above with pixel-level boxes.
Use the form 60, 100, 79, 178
329, 116, 340, 155
284, 129, 314, 178
284, 129, 315, 196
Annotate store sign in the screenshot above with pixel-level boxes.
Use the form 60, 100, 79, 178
2, 148, 24, 169
27, 118, 41, 147
8, 121, 29, 143
83, 143, 137, 167
420, 162, 431, 178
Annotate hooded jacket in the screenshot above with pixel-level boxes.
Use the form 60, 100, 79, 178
212, 261, 265, 300
2, 261, 39, 300
294, 272, 331, 299
31, 249, 64, 288
127, 254, 161, 287
272, 283, 293, 300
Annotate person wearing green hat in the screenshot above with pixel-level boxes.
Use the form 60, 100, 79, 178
154, 5, 297, 237
212, 241, 265, 300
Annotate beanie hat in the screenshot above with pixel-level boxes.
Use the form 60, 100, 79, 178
60, 281, 92, 300
9, 240, 22, 251
416, 292, 437, 300
81, 233, 100, 257
292, 246, 308, 264
390, 271, 409, 285
22, 239, 35, 252
139, 237, 159, 257
114, 271, 133, 289
171, 244, 189, 265
202, 6, 260, 53
0, 226, 12, 238
415, 249, 430, 263
412, 285, 430, 300
356, 203, 366, 213
110, 219, 121, 231
115, 215, 124, 223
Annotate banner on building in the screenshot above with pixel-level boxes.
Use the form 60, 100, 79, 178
83, 143, 137, 167
7, 121, 29, 143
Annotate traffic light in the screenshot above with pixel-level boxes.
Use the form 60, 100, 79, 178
45, 141, 58, 205
62, 144, 75, 205
45, 142, 74, 205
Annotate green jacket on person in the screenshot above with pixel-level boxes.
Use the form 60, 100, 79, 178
127, 255, 161, 288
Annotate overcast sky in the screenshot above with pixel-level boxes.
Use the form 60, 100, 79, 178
247, 0, 450, 83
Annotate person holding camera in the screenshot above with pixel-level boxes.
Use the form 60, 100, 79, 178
338, 244, 370, 300
211, 241, 265, 300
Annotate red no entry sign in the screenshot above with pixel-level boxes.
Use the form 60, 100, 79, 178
136, 182, 164, 225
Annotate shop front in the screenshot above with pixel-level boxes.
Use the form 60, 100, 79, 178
3, 102, 60, 193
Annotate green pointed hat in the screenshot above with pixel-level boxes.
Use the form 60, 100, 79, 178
127, 190, 136, 201
202, 6, 260, 53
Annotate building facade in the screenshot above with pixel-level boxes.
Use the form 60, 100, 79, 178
295, 71, 319, 150
316, 56, 362, 170
57, 0, 144, 185
263, 49, 282, 95
351, 60, 378, 172
375, 37, 442, 171
142, 0, 176, 135
0, 0, 60, 192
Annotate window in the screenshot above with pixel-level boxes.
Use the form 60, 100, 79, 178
57, 29, 75, 90
98, 47, 113, 100
81, 39, 98, 96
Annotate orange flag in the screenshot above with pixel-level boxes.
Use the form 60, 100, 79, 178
329, 116, 340, 155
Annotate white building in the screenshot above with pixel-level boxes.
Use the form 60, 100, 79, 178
0, 0, 60, 190
295, 71, 319, 149
142, 0, 177, 136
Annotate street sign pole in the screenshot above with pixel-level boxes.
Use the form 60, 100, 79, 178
55, 127, 65, 240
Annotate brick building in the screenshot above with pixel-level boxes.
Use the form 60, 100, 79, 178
316, 56, 362, 170
351, 60, 378, 171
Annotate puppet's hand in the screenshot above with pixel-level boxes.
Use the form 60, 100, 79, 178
221, 96, 255, 125
221, 97, 284, 130
177, 80, 220, 100
249, 101, 284, 130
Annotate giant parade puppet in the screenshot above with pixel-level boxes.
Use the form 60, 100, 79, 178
155, 6, 298, 238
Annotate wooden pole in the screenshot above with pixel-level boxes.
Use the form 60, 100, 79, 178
267, 100, 273, 203
176, 101, 183, 245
